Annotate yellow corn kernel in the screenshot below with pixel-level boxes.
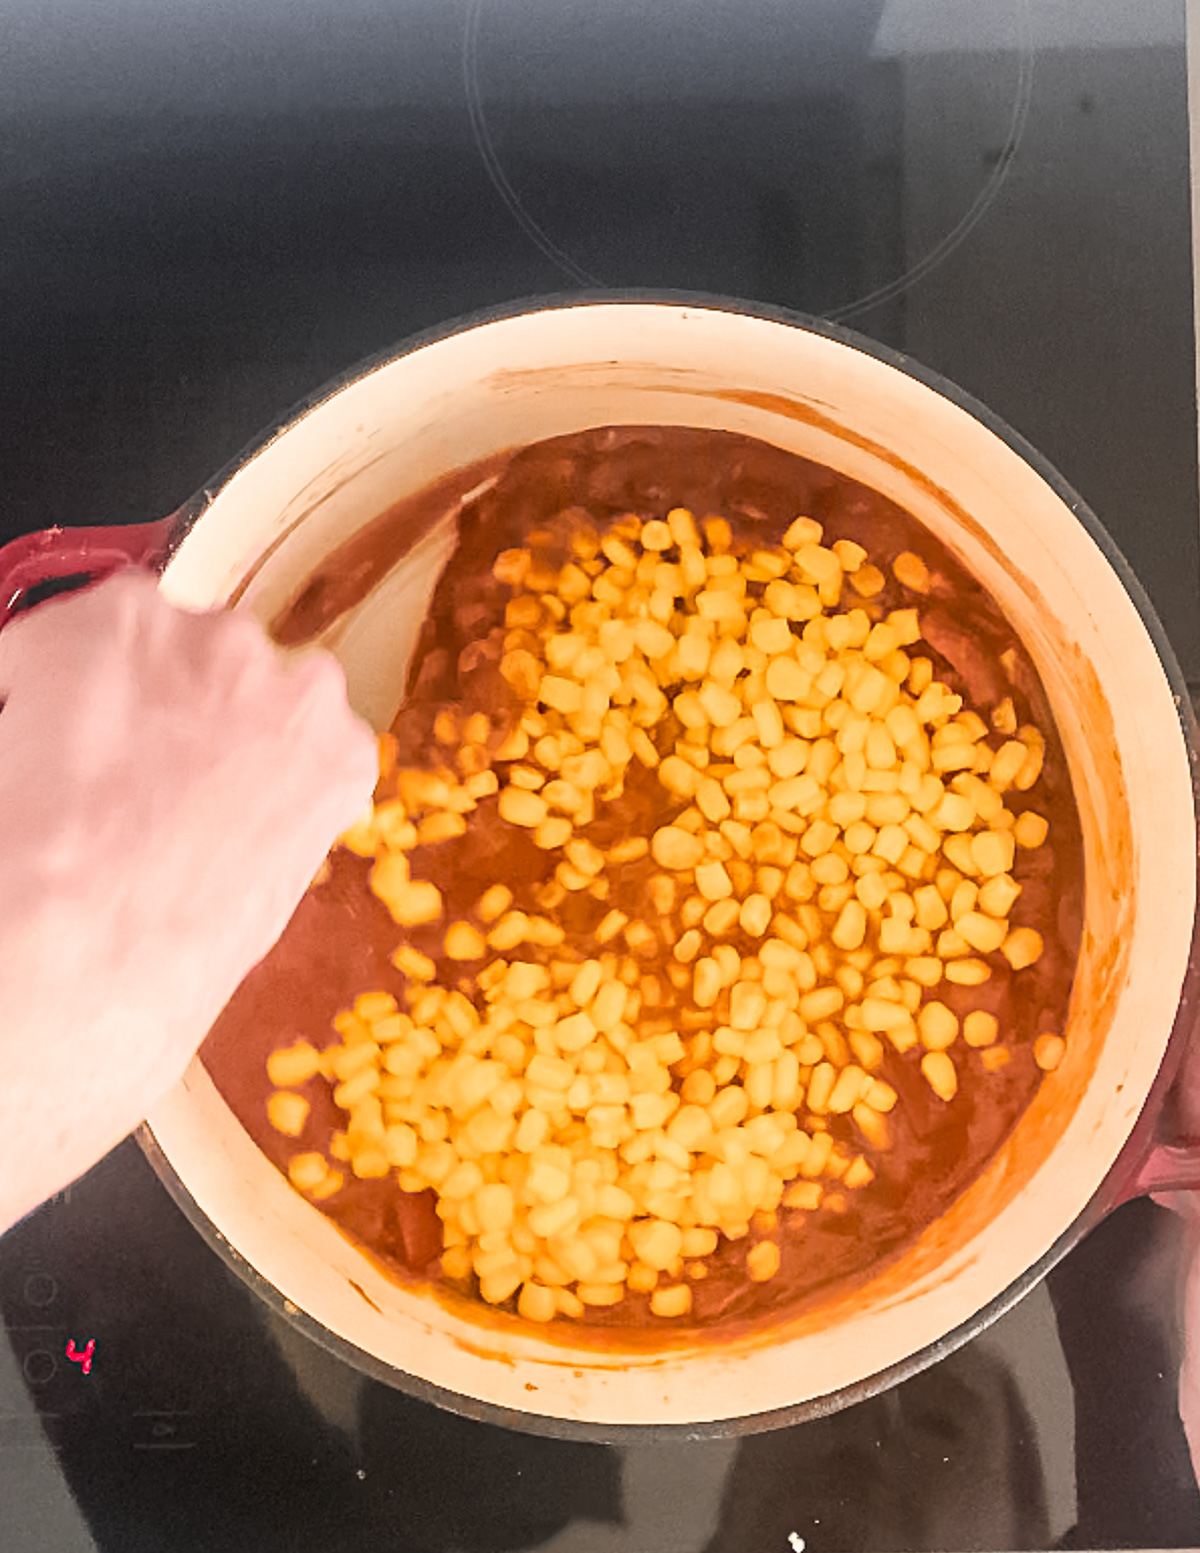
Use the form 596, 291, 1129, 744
827, 1065, 870, 1114
944, 958, 991, 986
517, 1282, 558, 1322
746, 1240, 781, 1282
651, 826, 705, 871
266, 1041, 321, 1088
1014, 811, 1050, 848
806, 1062, 836, 1115
918, 1001, 958, 1051
695, 860, 734, 900
978, 874, 1022, 919
534, 815, 573, 850
384, 1124, 419, 1168
905, 956, 943, 988
851, 1103, 889, 1150
650, 1283, 693, 1318
859, 998, 911, 1032
971, 829, 1015, 878
1002, 927, 1044, 970
798, 986, 843, 1022
390, 947, 435, 984
287, 1152, 329, 1193
658, 754, 702, 799
831, 899, 867, 950
704, 898, 740, 936
418, 811, 468, 846
476, 884, 513, 922
267, 1091, 310, 1137
892, 551, 930, 592
739, 894, 773, 937
329, 1036, 377, 1080
444, 921, 486, 960
989, 740, 1028, 792
366, 844, 407, 892
963, 1011, 999, 1048
596, 909, 629, 943
499, 786, 549, 827
309, 1169, 345, 1202
991, 697, 1017, 734
956, 911, 1008, 955
784, 1179, 823, 1211
921, 1050, 958, 1101
624, 1263, 658, 1294
376, 875, 443, 927
1015, 734, 1045, 790
629, 1219, 684, 1271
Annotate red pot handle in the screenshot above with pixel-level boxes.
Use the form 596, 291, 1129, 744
1109, 959, 1200, 1205
1127, 1142, 1200, 1197
0, 516, 178, 631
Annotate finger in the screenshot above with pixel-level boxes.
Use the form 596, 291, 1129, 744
0, 604, 51, 702
298, 652, 381, 803
0, 569, 165, 696
279, 645, 379, 759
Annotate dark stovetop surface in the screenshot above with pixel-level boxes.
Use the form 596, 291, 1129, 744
2, 3, 1199, 1549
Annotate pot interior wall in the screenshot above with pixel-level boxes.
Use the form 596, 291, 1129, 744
149, 304, 1195, 1429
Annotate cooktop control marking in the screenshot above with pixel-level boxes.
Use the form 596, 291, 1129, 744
64, 1338, 95, 1375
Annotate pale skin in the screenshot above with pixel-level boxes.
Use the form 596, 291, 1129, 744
0, 571, 378, 1233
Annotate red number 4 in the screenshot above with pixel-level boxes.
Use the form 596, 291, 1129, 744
65, 1339, 95, 1375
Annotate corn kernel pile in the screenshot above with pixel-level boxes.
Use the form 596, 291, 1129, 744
267, 506, 1061, 1324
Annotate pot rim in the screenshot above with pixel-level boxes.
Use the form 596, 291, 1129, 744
140, 288, 1200, 1441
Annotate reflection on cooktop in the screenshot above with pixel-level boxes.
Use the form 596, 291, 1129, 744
461, 0, 1031, 326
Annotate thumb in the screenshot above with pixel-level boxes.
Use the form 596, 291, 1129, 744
0, 605, 45, 705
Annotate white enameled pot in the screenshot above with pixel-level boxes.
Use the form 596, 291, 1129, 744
4, 298, 1198, 1438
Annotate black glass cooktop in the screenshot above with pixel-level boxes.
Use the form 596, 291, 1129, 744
2, 3, 1199, 1549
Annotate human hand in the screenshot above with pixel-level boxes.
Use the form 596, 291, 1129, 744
0, 570, 378, 1228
